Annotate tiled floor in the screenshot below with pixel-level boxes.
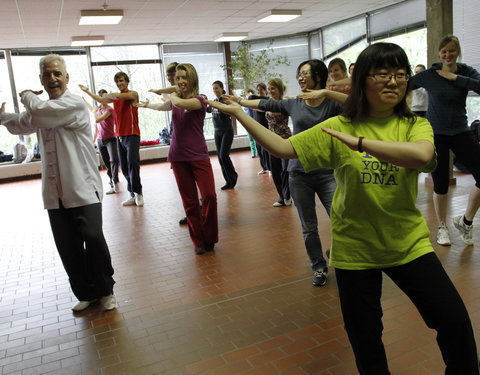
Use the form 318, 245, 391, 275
1, 150, 479, 375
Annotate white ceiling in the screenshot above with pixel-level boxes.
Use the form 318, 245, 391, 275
0, 0, 405, 49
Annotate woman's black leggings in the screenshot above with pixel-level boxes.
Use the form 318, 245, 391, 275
432, 132, 480, 194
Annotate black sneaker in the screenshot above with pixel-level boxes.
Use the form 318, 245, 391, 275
179, 217, 187, 225
312, 268, 328, 287
204, 243, 215, 251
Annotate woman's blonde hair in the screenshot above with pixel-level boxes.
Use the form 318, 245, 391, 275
176, 63, 199, 97
267, 78, 286, 99
438, 34, 462, 58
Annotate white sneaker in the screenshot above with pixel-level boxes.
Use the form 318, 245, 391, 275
284, 198, 292, 206
122, 196, 136, 206
135, 193, 144, 206
114, 183, 120, 192
102, 294, 116, 311
272, 201, 285, 207
72, 299, 96, 312
453, 216, 474, 245
437, 226, 451, 246
105, 187, 116, 195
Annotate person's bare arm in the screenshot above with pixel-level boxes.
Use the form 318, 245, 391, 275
207, 99, 295, 159
221, 94, 261, 109
149, 86, 178, 95
136, 98, 172, 111
321, 128, 434, 169
297, 89, 348, 104
104, 90, 138, 102
170, 93, 202, 111
95, 110, 111, 123
79, 85, 107, 103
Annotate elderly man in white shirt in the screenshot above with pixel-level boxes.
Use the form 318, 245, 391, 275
0, 54, 116, 312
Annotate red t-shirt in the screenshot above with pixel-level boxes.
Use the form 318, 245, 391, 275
113, 90, 139, 137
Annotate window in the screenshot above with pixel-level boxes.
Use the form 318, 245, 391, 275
247, 36, 309, 97
369, 0, 426, 40
323, 16, 366, 59
0, 52, 17, 153
375, 28, 427, 71
90, 45, 166, 141
325, 39, 368, 74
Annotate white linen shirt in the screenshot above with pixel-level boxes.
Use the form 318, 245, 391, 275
0, 90, 102, 209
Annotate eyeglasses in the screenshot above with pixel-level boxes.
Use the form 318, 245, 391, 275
296, 71, 311, 79
368, 72, 409, 83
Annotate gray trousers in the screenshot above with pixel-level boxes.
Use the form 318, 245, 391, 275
289, 171, 336, 271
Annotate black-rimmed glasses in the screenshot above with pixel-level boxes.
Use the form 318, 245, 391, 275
367, 72, 409, 83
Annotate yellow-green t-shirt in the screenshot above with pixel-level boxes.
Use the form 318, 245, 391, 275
290, 115, 436, 270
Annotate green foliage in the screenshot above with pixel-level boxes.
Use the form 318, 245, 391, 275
221, 40, 290, 94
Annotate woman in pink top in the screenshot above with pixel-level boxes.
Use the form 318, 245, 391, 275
92, 89, 119, 194
138, 64, 218, 254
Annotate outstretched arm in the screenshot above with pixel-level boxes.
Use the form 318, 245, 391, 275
149, 86, 178, 95
221, 94, 261, 109
170, 92, 202, 111
297, 89, 348, 104
321, 128, 435, 169
0, 102, 36, 135
136, 97, 172, 111
79, 85, 107, 103
95, 110, 111, 123
328, 77, 351, 86
207, 99, 296, 159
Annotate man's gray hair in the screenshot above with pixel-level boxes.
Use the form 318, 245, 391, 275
39, 54, 67, 72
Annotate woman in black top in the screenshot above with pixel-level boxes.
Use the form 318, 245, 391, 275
208, 81, 238, 190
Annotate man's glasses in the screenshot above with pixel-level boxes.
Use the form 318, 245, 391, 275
368, 72, 409, 83
296, 71, 311, 79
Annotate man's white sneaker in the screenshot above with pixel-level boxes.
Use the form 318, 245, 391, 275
105, 187, 116, 195
102, 294, 117, 311
72, 299, 96, 312
122, 197, 136, 206
135, 193, 144, 206
453, 216, 474, 245
437, 226, 451, 246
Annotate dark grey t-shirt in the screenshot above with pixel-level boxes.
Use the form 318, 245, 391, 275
258, 97, 342, 173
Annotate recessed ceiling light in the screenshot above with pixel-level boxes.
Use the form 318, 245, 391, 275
71, 36, 105, 46
258, 9, 302, 23
79, 9, 124, 25
214, 33, 248, 42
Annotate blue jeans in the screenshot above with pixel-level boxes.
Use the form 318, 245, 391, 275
97, 137, 119, 187
117, 135, 142, 196
289, 171, 336, 271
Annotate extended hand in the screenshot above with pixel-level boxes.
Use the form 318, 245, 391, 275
19, 89, 43, 97
297, 89, 326, 100
135, 100, 149, 108
322, 128, 359, 151
78, 84, 89, 92
221, 94, 241, 104
206, 99, 243, 116
0, 102, 5, 113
